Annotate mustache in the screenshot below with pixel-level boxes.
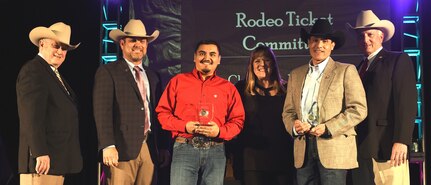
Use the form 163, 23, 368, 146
132, 46, 144, 51
200, 59, 213, 65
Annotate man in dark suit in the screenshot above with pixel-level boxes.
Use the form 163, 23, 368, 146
93, 19, 171, 185
16, 22, 83, 185
346, 10, 417, 185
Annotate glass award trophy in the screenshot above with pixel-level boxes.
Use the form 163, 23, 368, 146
192, 102, 214, 148
197, 103, 213, 125
307, 102, 319, 126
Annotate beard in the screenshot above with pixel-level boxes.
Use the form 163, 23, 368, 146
199, 59, 213, 74
201, 68, 211, 74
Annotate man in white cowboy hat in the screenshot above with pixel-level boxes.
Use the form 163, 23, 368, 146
346, 10, 417, 185
16, 22, 82, 185
93, 19, 171, 185
282, 19, 367, 185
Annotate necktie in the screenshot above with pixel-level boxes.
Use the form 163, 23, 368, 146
358, 58, 369, 79
54, 68, 70, 95
133, 66, 150, 134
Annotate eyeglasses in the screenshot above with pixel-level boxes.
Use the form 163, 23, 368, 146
50, 42, 68, 51
42, 39, 67, 51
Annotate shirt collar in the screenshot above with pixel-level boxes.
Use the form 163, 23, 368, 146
125, 59, 143, 71
308, 57, 329, 74
49, 65, 56, 71
38, 53, 57, 71
38, 53, 50, 64
366, 46, 383, 62
192, 68, 217, 81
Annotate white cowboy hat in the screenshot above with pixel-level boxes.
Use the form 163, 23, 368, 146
346, 10, 395, 42
29, 22, 80, 50
109, 19, 159, 43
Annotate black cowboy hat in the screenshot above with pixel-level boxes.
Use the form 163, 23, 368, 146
300, 19, 345, 49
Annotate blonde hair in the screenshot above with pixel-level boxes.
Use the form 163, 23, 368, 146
244, 46, 286, 96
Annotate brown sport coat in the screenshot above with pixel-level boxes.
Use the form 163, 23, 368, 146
282, 58, 367, 169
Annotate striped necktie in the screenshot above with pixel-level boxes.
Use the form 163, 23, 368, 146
54, 68, 70, 95
133, 66, 150, 134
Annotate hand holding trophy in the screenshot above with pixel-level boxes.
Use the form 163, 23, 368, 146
192, 102, 216, 148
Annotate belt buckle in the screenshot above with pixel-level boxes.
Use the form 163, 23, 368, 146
191, 136, 211, 149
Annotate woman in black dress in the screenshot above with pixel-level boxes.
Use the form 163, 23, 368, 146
229, 46, 296, 185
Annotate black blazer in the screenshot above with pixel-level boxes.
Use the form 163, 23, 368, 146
93, 59, 169, 163
356, 49, 417, 160
16, 55, 82, 175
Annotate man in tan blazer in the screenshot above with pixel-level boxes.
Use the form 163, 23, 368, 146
282, 19, 367, 185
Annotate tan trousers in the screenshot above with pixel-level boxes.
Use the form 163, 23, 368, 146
20, 173, 64, 185
107, 142, 155, 185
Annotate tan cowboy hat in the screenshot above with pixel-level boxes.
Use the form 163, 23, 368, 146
29, 22, 80, 50
109, 19, 159, 43
346, 10, 395, 42
300, 19, 345, 49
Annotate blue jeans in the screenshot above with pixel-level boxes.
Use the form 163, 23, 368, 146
170, 142, 226, 185
297, 136, 347, 185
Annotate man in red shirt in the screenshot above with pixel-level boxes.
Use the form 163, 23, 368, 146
156, 40, 245, 185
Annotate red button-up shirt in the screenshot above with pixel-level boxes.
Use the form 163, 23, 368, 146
156, 68, 245, 141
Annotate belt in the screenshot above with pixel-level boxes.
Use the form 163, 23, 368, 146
175, 136, 224, 149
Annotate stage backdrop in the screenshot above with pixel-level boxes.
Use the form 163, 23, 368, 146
134, 0, 391, 85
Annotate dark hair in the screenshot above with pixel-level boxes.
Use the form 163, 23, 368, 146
194, 40, 221, 55
245, 45, 285, 95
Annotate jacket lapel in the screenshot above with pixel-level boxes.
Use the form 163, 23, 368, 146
37, 56, 77, 103
118, 59, 144, 104
62, 79, 77, 103
317, 58, 336, 111
367, 49, 386, 72
294, 65, 309, 120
